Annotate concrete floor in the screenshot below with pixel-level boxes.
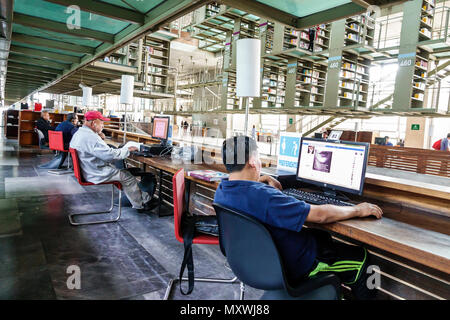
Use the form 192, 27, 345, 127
0, 131, 264, 300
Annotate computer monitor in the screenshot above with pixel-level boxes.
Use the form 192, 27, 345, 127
296, 138, 369, 196
152, 116, 170, 143
374, 137, 386, 145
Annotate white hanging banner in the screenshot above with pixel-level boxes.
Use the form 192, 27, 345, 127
120, 75, 134, 105
236, 38, 261, 97
82, 87, 92, 107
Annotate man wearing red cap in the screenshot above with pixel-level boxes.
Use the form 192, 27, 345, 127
70, 111, 156, 212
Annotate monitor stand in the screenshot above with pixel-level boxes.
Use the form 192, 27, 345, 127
321, 188, 350, 202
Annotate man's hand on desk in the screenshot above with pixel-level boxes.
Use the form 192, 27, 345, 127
354, 202, 383, 219
259, 175, 283, 190
128, 146, 139, 152
98, 132, 106, 140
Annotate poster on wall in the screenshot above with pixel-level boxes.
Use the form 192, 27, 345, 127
277, 132, 302, 173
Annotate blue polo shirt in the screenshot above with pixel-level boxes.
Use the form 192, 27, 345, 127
55, 120, 76, 145
214, 179, 317, 283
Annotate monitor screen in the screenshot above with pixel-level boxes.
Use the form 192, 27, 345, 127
152, 116, 170, 140
296, 138, 369, 195
374, 137, 386, 145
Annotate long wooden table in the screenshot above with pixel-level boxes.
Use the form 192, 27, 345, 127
125, 151, 450, 300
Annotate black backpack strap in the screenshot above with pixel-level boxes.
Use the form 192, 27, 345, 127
179, 214, 196, 295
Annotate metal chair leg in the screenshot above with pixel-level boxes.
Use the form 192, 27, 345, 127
48, 153, 73, 175
69, 185, 122, 226
163, 275, 241, 300
240, 281, 245, 300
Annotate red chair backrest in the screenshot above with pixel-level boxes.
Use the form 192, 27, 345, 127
172, 168, 185, 243
69, 148, 85, 185
49, 131, 65, 151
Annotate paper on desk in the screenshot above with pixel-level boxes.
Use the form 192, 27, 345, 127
123, 141, 142, 150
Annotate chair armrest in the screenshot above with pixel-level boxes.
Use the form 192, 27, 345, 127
286, 273, 341, 298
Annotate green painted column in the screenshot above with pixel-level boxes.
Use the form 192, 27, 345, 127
284, 57, 298, 109
231, 17, 242, 69
324, 20, 346, 108
252, 19, 268, 109
392, 0, 423, 111
220, 31, 233, 110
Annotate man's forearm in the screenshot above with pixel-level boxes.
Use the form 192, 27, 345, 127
307, 204, 359, 224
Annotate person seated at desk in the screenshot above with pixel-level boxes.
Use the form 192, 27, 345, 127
214, 136, 383, 300
384, 136, 393, 146
36, 111, 55, 144
55, 113, 79, 149
70, 111, 157, 213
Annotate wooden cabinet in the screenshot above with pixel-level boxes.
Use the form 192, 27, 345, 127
19, 111, 66, 147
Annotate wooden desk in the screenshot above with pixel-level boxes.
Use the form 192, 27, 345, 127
126, 153, 450, 300
103, 129, 276, 167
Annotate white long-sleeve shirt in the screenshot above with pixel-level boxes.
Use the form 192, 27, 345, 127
69, 126, 130, 184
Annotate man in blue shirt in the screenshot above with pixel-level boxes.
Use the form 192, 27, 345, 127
56, 113, 79, 149
384, 136, 393, 146
214, 136, 383, 299
440, 133, 450, 151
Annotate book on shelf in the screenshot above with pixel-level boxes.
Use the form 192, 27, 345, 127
187, 170, 229, 182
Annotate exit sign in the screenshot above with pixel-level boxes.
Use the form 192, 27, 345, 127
411, 124, 420, 130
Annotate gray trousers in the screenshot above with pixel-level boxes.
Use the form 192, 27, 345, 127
104, 169, 150, 209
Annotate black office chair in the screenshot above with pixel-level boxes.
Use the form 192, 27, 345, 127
213, 203, 341, 300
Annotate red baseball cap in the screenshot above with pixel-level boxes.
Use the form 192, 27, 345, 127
84, 111, 110, 121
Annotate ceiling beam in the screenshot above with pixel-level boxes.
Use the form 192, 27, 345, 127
9, 45, 81, 64
12, 33, 95, 55
8, 53, 69, 70
6, 80, 47, 86
6, 75, 48, 83
7, 66, 56, 79
43, 0, 145, 24
296, 3, 366, 29
7, 70, 55, 80
7, 61, 63, 75
218, 0, 297, 27
13, 13, 115, 43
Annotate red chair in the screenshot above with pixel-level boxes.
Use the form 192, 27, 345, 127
47, 131, 71, 175
163, 168, 242, 300
68, 148, 123, 226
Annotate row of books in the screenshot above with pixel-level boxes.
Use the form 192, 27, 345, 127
187, 170, 229, 182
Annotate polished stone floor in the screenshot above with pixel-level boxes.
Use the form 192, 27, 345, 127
0, 131, 263, 300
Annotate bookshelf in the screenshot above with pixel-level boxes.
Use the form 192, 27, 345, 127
5, 109, 19, 139
338, 52, 371, 108
295, 60, 327, 107
261, 64, 286, 108
297, 24, 330, 53
283, 27, 299, 51
419, 0, 435, 41
144, 35, 171, 94
344, 15, 375, 47
411, 47, 429, 108
205, 2, 221, 18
